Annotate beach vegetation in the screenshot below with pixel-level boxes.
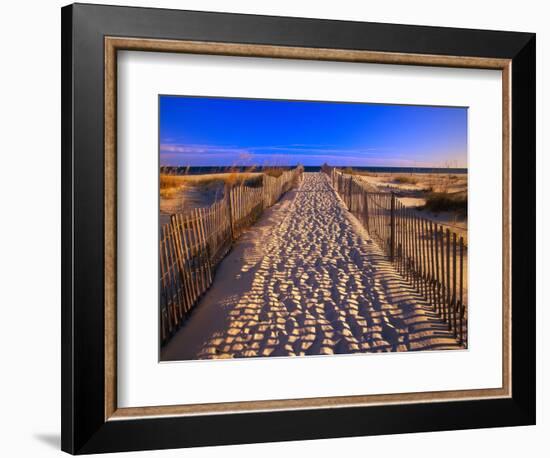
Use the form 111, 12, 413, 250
423, 191, 467, 216
393, 175, 418, 185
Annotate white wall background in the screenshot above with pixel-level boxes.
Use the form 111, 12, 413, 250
0, 1, 545, 456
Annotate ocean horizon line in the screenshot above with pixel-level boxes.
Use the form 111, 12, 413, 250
159, 165, 468, 173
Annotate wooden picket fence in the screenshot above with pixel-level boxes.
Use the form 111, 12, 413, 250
330, 169, 468, 346
263, 169, 299, 208
229, 184, 264, 240
160, 166, 303, 345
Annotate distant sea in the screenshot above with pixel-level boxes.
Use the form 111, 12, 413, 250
160, 165, 467, 175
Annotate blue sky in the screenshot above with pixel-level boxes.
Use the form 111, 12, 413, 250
159, 96, 467, 168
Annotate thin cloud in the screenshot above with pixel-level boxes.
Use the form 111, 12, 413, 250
160, 143, 251, 156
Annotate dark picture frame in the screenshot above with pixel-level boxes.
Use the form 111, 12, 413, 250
61, 3, 535, 454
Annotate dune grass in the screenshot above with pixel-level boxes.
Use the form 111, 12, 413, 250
263, 167, 286, 178
160, 170, 264, 198
340, 167, 381, 177
160, 175, 188, 198
393, 175, 418, 185
423, 191, 467, 216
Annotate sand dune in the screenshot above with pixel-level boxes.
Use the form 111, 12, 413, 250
161, 172, 462, 361
357, 172, 468, 239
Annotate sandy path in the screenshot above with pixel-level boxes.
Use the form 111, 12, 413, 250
162, 172, 462, 361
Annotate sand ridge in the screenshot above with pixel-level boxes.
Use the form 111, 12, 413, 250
161, 172, 461, 361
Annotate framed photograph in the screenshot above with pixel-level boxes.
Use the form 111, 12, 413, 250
61, 3, 536, 454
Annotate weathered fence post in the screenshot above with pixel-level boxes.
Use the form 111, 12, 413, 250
348, 176, 353, 209
364, 192, 370, 233
390, 192, 396, 262
226, 184, 235, 240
